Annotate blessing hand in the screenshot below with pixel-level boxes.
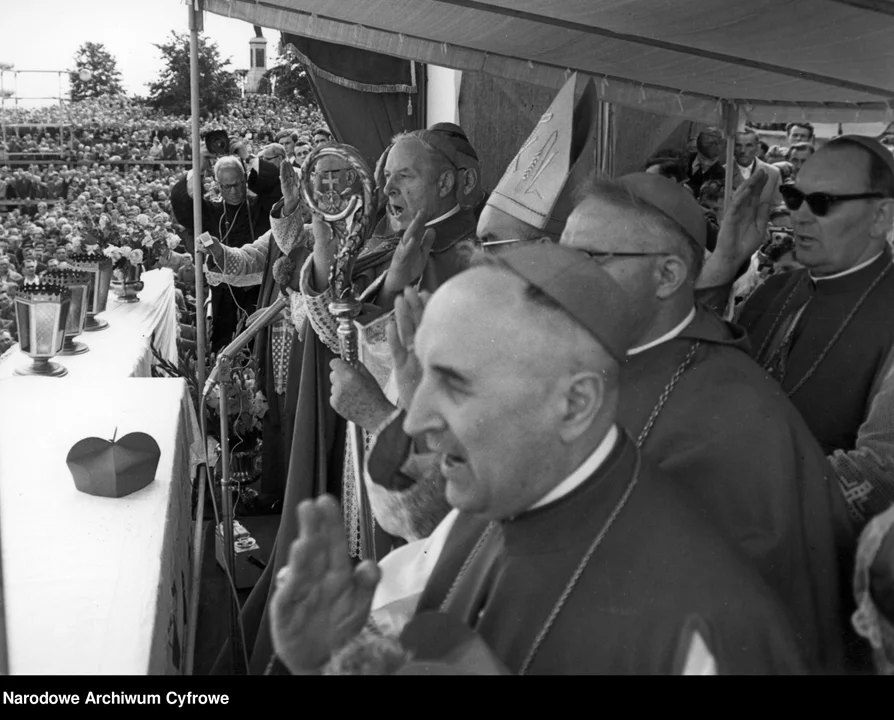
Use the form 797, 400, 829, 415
382, 212, 436, 305
330, 358, 396, 431
270, 495, 382, 674
281, 161, 303, 218
716, 168, 770, 264
387, 287, 429, 409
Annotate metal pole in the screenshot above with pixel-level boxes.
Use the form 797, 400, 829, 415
184, 462, 207, 676
0, 491, 9, 675
189, 0, 207, 399
217, 360, 243, 674
722, 101, 739, 214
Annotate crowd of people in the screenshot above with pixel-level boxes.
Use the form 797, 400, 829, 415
0, 93, 328, 354
3, 75, 894, 676
174, 74, 894, 676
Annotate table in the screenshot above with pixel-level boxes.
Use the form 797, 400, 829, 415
0, 267, 179, 380
0, 377, 202, 674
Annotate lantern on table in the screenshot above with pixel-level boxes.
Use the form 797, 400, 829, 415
68, 251, 113, 331
13, 281, 71, 377
43, 268, 91, 355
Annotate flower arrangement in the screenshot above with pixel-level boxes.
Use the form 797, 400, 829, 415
74, 211, 181, 274
150, 340, 268, 452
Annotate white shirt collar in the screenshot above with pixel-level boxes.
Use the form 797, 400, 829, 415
738, 159, 756, 179
528, 425, 620, 511
425, 205, 461, 228
810, 251, 885, 282
627, 307, 697, 356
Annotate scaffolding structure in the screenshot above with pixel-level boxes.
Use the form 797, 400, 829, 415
0, 67, 74, 152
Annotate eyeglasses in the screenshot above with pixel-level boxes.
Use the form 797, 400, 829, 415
219, 182, 242, 192
481, 237, 552, 251
577, 250, 672, 264
780, 185, 886, 217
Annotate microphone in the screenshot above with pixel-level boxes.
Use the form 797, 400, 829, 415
203, 295, 289, 397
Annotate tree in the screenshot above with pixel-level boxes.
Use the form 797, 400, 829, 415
147, 31, 240, 117
258, 44, 314, 106
69, 42, 124, 101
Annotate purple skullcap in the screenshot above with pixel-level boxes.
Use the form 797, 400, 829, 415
618, 172, 708, 248
493, 243, 633, 361
826, 135, 894, 189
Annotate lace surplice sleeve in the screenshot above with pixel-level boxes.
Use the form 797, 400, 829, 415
204, 231, 268, 288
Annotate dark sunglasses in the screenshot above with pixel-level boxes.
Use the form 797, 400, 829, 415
780, 185, 886, 217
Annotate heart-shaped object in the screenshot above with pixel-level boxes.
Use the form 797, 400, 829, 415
66, 431, 161, 499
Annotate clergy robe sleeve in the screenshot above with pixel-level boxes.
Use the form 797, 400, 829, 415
203, 232, 268, 288
296, 254, 341, 354
269, 198, 307, 256
365, 408, 453, 542
851, 505, 894, 675
828, 345, 894, 527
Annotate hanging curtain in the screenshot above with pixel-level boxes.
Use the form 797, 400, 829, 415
281, 34, 426, 169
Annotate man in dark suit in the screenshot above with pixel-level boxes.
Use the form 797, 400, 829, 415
684, 127, 726, 199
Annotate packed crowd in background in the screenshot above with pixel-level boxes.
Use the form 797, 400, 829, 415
0, 93, 328, 353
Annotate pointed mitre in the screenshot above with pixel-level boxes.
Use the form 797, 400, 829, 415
487, 72, 599, 236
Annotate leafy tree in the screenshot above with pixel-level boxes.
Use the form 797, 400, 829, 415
258, 44, 314, 105
147, 31, 240, 117
68, 42, 124, 101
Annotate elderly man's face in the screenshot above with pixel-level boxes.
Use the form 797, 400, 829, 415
790, 146, 890, 275
22, 248, 35, 261
560, 196, 666, 343
383, 138, 454, 231
217, 166, 245, 205
788, 126, 813, 145
404, 268, 571, 520
735, 132, 760, 167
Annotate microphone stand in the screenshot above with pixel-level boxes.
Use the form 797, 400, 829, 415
202, 294, 288, 674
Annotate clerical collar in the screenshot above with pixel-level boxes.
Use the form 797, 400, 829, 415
425, 205, 461, 228
627, 307, 697, 356
528, 425, 619, 511
810, 251, 885, 282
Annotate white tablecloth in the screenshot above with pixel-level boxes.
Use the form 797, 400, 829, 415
0, 377, 202, 674
0, 267, 178, 380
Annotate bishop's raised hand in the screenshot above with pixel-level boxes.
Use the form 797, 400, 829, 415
280, 160, 303, 218
387, 286, 430, 410
381, 212, 436, 309
270, 495, 382, 674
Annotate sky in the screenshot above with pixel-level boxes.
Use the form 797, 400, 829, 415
1, 0, 281, 106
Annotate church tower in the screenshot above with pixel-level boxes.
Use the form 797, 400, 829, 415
245, 26, 267, 94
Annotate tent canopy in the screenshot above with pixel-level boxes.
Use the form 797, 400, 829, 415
205, 0, 894, 126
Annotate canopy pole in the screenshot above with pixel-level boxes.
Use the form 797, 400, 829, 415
189, 0, 207, 399
722, 101, 739, 214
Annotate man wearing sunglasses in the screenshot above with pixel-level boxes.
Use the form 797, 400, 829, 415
699, 136, 894, 672
703, 136, 894, 527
